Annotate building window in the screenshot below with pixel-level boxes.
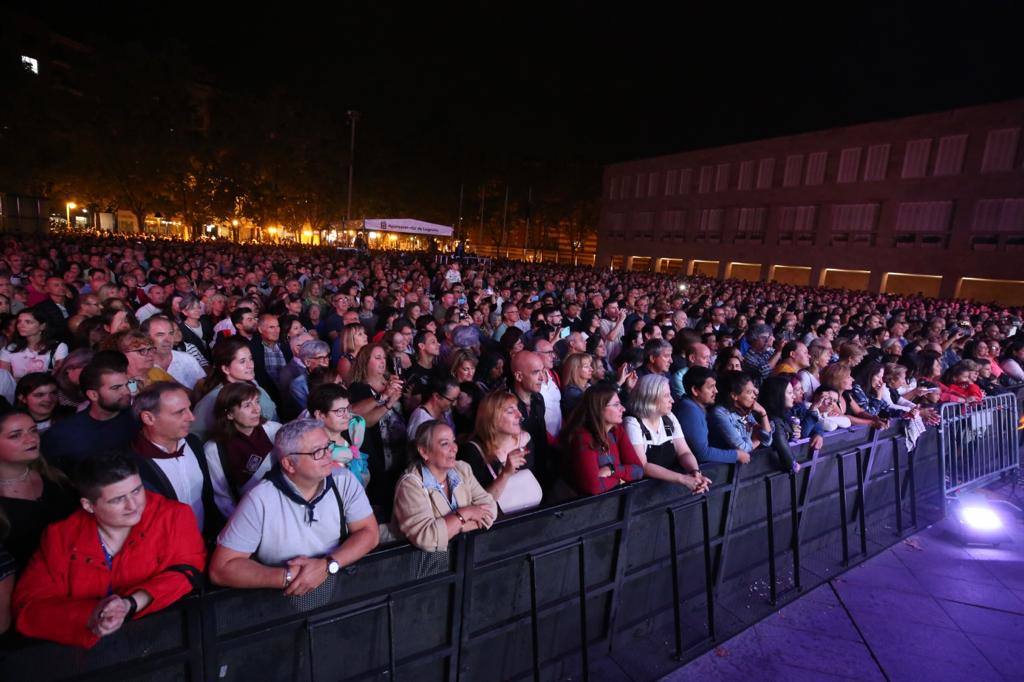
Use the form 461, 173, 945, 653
933, 134, 968, 176
805, 152, 827, 186
665, 169, 678, 196
698, 166, 714, 193
737, 160, 754, 190
863, 144, 890, 181
783, 154, 803, 187
633, 211, 654, 239
829, 203, 879, 246
837, 147, 861, 183
696, 208, 723, 242
606, 212, 625, 239
778, 205, 817, 245
756, 158, 775, 189
980, 128, 1020, 173
20, 56, 39, 74
661, 209, 686, 241
733, 207, 766, 243
901, 139, 932, 179
634, 175, 644, 198
715, 163, 730, 192
971, 198, 1024, 249
609, 177, 619, 200
894, 201, 953, 248
647, 172, 659, 197
678, 168, 693, 195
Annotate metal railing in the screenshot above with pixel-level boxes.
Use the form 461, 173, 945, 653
0, 423, 945, 682
938, 393, 1020, 507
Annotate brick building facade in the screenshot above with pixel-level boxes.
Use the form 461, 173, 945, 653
597, 99, 1024, 304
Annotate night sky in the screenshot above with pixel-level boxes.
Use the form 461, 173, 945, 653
27, 2, 1024, 197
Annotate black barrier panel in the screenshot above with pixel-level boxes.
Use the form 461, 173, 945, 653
3, 424, 952, 682
203, 544, 462, 682
0, 595, 203, 681
457, 488, 631, 681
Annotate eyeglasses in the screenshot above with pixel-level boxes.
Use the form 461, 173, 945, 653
289, 441, 336, 461
327, 406, 351, 416
438, 393, 461, 404
309, 354, 330, 362
128, 347, 156, 355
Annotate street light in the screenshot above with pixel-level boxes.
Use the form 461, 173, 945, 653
346, 110, 360, 226
65, 202, 76, 230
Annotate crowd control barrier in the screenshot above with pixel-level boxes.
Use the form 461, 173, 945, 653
0, 423, 947, 682
938, 393, 1021, 507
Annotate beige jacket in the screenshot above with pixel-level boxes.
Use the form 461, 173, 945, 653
392, 460, 497, 552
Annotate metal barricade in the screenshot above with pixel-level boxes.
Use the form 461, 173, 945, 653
938, 393, 1020, 506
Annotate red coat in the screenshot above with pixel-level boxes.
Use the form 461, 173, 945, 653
13, 492, 206, 648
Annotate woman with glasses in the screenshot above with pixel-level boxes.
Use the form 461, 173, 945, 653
562, 384, 645, 496
309, 384, 369, 487
393, 420, 496, 552
107, 329, 175, 394
191, 337, 279, 441
405, 377, 460, 440
203, 382, 282, 518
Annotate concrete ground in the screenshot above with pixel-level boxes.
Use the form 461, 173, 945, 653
661, 481, 1024, 681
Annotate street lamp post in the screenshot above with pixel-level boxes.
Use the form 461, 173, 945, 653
346, 110, 360, 227
65, 202, 76, 230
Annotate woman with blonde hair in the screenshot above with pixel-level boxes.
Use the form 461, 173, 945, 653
336, 322, 368, 385
560, 352, 593, 417
457, 391, 542, 514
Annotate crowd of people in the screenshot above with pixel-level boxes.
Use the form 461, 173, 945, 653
0, 234, 1021, 648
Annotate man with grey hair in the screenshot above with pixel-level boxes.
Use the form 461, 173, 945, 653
284, 340, 331, 421
742, 323, 780, 383
210, 419, 378, 597
637, 339, 673, 380
129, 382, 221, 539
276, 331, 314, 401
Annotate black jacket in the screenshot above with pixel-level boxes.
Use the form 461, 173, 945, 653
179, 317, 215, 361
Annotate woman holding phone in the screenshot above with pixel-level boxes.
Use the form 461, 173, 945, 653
458, 391, 542, 515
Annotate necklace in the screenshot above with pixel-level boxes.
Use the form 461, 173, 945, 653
0, 466, 31, 485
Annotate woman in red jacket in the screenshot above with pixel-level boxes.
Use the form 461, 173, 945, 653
562, 384, 645, 496
13, 451, 206, 648
940, 362, 985, 404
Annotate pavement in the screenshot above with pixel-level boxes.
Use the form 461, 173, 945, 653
660, 481, 1024, 681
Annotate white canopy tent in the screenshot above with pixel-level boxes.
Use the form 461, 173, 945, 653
362, 218, 453, 237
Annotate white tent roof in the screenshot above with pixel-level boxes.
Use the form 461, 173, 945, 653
363, 218, 453, 237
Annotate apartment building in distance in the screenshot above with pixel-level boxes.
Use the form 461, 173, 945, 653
597, 99, 1024, 304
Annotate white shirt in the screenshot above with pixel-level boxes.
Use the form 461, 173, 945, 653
539, 370, 562, 437
623, 413, 686, 464
152, 439, 206, 530
0, 343, 69, 380
166, 350, 206, 390
135, 303, 163, 323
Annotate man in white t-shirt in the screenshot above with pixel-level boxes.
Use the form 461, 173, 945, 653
134, 284, 168, 323
144, 315, 206, 390
533, 339, 562, 438
209, 420, 379, 597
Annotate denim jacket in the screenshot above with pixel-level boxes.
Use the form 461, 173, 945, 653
708, 405, 773, 451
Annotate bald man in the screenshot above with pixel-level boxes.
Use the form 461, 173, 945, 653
511, 351, 553, 486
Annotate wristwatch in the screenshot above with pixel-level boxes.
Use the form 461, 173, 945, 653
326, 558, 341, 575
283, 568, 294, 588
124, 594, 139, 620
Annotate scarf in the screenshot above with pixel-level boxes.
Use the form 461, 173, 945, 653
265, 463, 338, 526
133, 433, 185, 459
222, 425, 274, 491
